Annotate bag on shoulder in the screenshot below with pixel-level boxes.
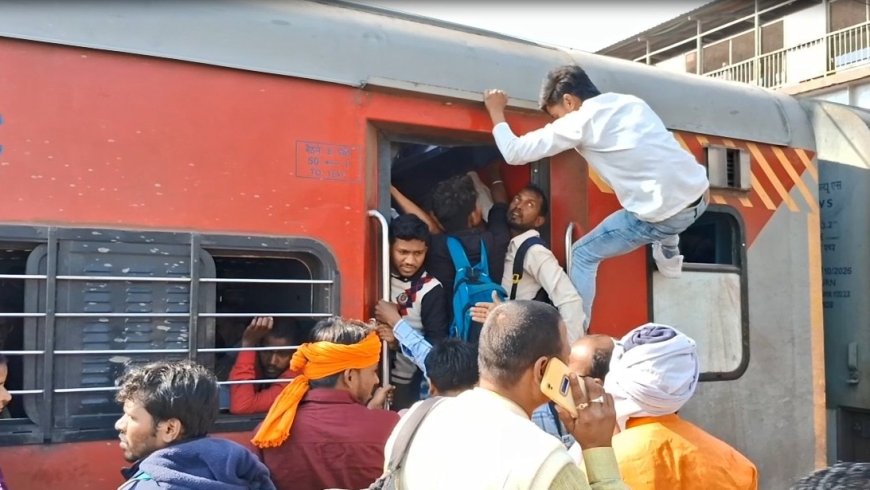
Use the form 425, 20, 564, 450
509, 235, 552, 304
446, 237, 507, 341
368, 397, 446, 490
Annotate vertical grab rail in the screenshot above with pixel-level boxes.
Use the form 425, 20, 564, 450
565, 222, 576, 275
367, 210, 391, 390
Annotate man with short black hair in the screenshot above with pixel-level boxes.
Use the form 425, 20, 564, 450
115, 360, 274, 489
374, 213, 448, 409
229, 316, 297, 414
393, 169, 511, 344
252, 317, 398, 490
485, 65, 710, 327
423, 338, 478, 397
503, 184, 585, 340
386, 300, 627, 489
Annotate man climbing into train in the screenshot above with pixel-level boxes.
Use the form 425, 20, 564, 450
484, 65, 710, 327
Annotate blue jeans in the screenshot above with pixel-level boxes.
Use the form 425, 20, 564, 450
570, 196, 708, 327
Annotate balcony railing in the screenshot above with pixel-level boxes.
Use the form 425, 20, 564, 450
704, 20, 870, 89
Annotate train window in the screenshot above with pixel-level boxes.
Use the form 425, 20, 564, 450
706, 146, 750, 190
0, 242, 43, 444
0, 227, 336, 444
651, 208, 748, 381
205, 249, 332, 432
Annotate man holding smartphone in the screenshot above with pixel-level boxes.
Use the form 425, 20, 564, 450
383, 300, 628, 489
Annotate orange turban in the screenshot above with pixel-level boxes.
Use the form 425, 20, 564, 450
251, 330, 382, 448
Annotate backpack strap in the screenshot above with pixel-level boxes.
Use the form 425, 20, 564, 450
510, 235, 547, 300
445, 237, 471, 272
477, 239, 490, 276
384, 397, 446, 474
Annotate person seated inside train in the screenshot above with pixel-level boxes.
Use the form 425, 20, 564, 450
484, 64, 710, 328
228, 316, 297, 414
502, 183, 585, 342
391, 163, 510, 344
372, 214, 448, 410
251, 317, 398, 490
115, 360, 274, 490
596, 323, 758, 489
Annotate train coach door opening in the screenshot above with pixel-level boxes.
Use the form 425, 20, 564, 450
374, 126, 553, 250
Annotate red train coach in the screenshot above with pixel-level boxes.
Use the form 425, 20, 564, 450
0, 1, 825, 488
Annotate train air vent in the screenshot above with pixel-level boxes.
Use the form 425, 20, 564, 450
705, 146, 750, 190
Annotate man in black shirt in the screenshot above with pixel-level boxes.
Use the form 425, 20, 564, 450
429, 170, 510, 343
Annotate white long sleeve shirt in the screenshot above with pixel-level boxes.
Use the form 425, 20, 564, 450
492, 93, 709, 223
502, 230, 585, 342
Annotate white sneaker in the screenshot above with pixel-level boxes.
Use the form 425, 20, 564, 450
652, 242, 683, 278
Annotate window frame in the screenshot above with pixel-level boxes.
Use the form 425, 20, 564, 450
0, 225, 338, 445
647, 205, 750, 382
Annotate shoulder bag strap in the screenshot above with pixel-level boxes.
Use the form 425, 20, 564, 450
385, 397, 446, 472
510, 236, 546, 300
445, 237, 471, 272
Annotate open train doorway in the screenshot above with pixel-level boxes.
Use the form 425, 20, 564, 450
382, 135, 551, 241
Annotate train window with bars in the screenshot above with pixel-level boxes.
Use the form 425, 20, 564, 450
0, 226, 336, 444
651, 208, 748, 381
0, 241, 42, 445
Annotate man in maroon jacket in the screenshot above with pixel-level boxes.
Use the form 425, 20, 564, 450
252, 317, 397, 490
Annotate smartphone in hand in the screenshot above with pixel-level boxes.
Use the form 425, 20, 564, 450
540, 357, 585, 418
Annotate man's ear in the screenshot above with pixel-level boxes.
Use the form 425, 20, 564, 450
157, 418, 184, 444
563, 93, 582, 110
427, 378, 437, 397
342, 368, 355, 387
533, 216, 546, 229
534, 357, 549, 382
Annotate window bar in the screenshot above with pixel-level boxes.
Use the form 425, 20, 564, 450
197, 312, 332, 318
188, 234, 201, 362
54, 312, 191, 318
8, 389, 44, 395
56, 275, 191, 283
53, 349, 189, 355
54, 386, 119, 394
42, 228, 58, 442
199, 278, 333, 284
218, 378, 292, 385
198, 345, 302, 353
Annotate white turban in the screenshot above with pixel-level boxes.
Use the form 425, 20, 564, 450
603, 323, 699, 430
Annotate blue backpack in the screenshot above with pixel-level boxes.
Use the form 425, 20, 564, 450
446, 237, 507, 341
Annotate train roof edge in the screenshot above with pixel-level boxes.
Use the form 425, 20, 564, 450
0, 0, 815, 150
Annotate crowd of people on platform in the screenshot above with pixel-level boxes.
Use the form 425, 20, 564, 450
0, 64, 860, 489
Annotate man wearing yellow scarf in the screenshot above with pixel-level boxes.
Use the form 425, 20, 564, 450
251, 317, 399, 490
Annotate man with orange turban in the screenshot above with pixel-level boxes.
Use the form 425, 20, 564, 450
251, 317, 398, 490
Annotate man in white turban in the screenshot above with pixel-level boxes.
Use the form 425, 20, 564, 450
604, 323, 758, 490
